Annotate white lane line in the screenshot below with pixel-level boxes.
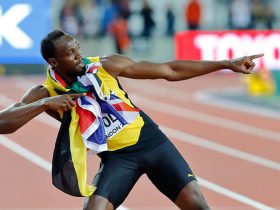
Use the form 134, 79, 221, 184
0, 89, 128, 210
193, 86, 280, 120
127, 80, 280, 120
17, 78, 280, 141
131, 94, 280, 143
4, 92, 280, 170
0, 135, 129, 210
123, 79, 189, 102
160, 126, 280, 171
116, 206, 130, 210
0, 135, 52, 172
3, 79, 277, 209
1, 94, 280, 171
197, 177, 276, 210
0, 135, 275, 210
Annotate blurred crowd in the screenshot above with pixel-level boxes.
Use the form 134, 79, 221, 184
227, 0, 275, 30
58, 0, 277, 53
59, 0, 159, 53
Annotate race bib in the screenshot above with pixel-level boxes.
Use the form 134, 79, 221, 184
102, 113, 124, 139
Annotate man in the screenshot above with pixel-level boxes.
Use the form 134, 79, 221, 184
0, 30, 263, 210
185, 0, 201, 30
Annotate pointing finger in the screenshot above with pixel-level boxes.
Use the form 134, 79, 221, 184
248, 53, 264, 60
69, 93, 86, 99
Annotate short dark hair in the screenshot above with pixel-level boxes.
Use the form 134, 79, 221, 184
40, 30, 66, 61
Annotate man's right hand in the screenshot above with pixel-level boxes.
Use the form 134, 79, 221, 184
43, 93, 85, 111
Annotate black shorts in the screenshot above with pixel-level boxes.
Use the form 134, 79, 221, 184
92, 139, 196, 209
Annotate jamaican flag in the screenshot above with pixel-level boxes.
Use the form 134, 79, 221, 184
45, 57, 139, 197
52, 109, 95, 196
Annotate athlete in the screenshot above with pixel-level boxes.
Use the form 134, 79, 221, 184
0, 30, 263, 210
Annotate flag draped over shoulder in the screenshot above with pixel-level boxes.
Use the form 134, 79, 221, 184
46, 60, 139, 197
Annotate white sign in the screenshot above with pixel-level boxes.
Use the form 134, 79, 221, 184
194, 33, 280, 69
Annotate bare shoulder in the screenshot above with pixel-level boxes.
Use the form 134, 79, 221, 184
20, 85, 50, 104
100, 53, 136, 78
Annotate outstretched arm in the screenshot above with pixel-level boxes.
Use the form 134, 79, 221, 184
101, 54, 264, 81
0, 85, 84, 134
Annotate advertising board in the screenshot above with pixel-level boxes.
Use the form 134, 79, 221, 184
176, 30, 280, 70
0, 0, 51, 64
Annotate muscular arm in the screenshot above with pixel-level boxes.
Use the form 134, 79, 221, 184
0, 85, 50, 134
0, 85, 84, 134
101, 53, 263, 81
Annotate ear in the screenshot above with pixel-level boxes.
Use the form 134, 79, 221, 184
48, 58, 59, 68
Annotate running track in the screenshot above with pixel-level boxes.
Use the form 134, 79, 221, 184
0, 74, 279, 210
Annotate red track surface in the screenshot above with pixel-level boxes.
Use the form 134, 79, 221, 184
0, 74, 279, 210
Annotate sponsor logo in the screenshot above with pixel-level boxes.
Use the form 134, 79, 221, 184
176, 30, 280, 70
188, 173, 194, 178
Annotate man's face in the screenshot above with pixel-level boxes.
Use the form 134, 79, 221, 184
51, 35, 84, 78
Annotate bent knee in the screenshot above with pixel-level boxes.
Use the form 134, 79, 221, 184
175, 181, 210, 210
188, 195, 210, 210
83, 195, 114, 210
